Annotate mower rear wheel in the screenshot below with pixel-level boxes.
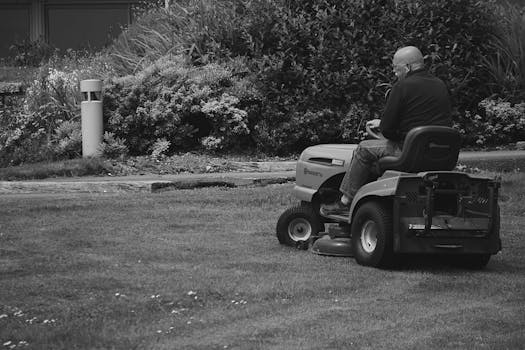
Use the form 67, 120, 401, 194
351, 201, 393, 267
276, 204, 324, 246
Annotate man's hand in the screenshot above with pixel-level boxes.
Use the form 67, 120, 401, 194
365, 119, 383, 140
366, 119, 381, 130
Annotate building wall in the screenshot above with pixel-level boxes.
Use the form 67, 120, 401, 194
0, 0, 138, 57
0, 1, 32, 57
46, 3, 131, 51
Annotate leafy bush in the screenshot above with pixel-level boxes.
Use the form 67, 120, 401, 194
398, 0, 498, 110
53, 120, 82, 159
104, 0, 509, 153
103, 55, 259, 155
252, 106, 372, 154
0, 52, 114, 165
201, 94, 250, 150
483, 2, 525, 101
106, 9, 176, 74
98, 132, 129, 158
457, 98, 525, 146
132, 0, 166, 15
0, 67, 77, 165
0, 99, 45, 166
150, 138, 171, 159
9, 39, 56, 67
3, 0, 521, 165
108, 0, 275, 73
236, 0, 497, 152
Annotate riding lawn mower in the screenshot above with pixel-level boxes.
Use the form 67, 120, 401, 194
276, 122, 501, 269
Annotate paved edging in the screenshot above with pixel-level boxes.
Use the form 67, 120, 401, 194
0, 172, 296, 194
1, 151, 525, 194
0, 180, 160, 194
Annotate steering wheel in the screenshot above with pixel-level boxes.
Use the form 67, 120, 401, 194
365, 119, 385, 140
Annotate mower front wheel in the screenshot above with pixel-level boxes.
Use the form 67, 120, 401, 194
276, 204, 324, 246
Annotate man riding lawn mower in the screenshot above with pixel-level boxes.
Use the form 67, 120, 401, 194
275, 47, 501, 269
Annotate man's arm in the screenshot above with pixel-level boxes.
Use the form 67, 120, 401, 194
380, 83, 403, 141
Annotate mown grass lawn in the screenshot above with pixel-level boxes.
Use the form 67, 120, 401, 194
1, 175, 524, 350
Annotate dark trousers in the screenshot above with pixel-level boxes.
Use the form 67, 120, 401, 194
339, 139, 402, 199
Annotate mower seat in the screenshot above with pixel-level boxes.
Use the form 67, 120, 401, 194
378, 126, 461, 173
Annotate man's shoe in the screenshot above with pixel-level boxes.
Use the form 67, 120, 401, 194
320, 201, 350, 217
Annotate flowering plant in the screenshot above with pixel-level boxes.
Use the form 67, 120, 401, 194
103, 55, 257, 155
201, 94, 249, 150
458, 98, 525, 146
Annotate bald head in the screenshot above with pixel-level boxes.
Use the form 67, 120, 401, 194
392, 46, 425, 80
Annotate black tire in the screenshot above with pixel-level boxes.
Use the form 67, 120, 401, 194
351, 201, 393, 267
276, 203, 324, 246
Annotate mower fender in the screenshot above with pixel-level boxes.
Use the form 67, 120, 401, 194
348, 175, 400, 222
292, 185, 317, 202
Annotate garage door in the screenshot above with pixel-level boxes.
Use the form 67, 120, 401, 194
0, 5, 31, 57
46, 4, 130, 51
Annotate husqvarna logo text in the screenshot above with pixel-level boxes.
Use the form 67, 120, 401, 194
304, 167, 322, 177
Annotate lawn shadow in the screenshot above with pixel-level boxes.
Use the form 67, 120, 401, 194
386, 254, 500, 272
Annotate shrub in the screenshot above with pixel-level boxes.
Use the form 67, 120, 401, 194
0, 66, 76, 165
98, 132, 129, 158
9, 39, 56, 67
340, 103, 373, 143
255, 0, 520, 150
53, 120, 82, 159
457, 98, 525, 147
393, 0, 498, 110
150, 138, 171, 159
0, 52, 113, 165
3, 0, 519, 164
103, 55, 259, 155
200, 94, 250, 150
0, 107, 53, 166
133, 0, 166, 15
106, 9, 177, 74
8, 66, 82, 164
482, 1, 525, 101
252, 108, 344, 153
108, 0, 289, 74
252, 0, 499, 151
104, 0, 505, 153
251, 103, 371, 153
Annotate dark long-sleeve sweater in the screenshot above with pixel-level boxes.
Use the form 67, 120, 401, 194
380, 69, 452, 142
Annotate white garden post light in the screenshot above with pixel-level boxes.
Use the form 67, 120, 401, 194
80, 79, 103, 157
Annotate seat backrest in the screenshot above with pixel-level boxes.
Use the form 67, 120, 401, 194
378, 126, 461, 173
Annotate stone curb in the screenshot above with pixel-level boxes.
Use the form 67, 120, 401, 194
0, 180, 158, 194
151, 176, 295, 192
0, 173, 296, 194
1, 150, 525, 194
